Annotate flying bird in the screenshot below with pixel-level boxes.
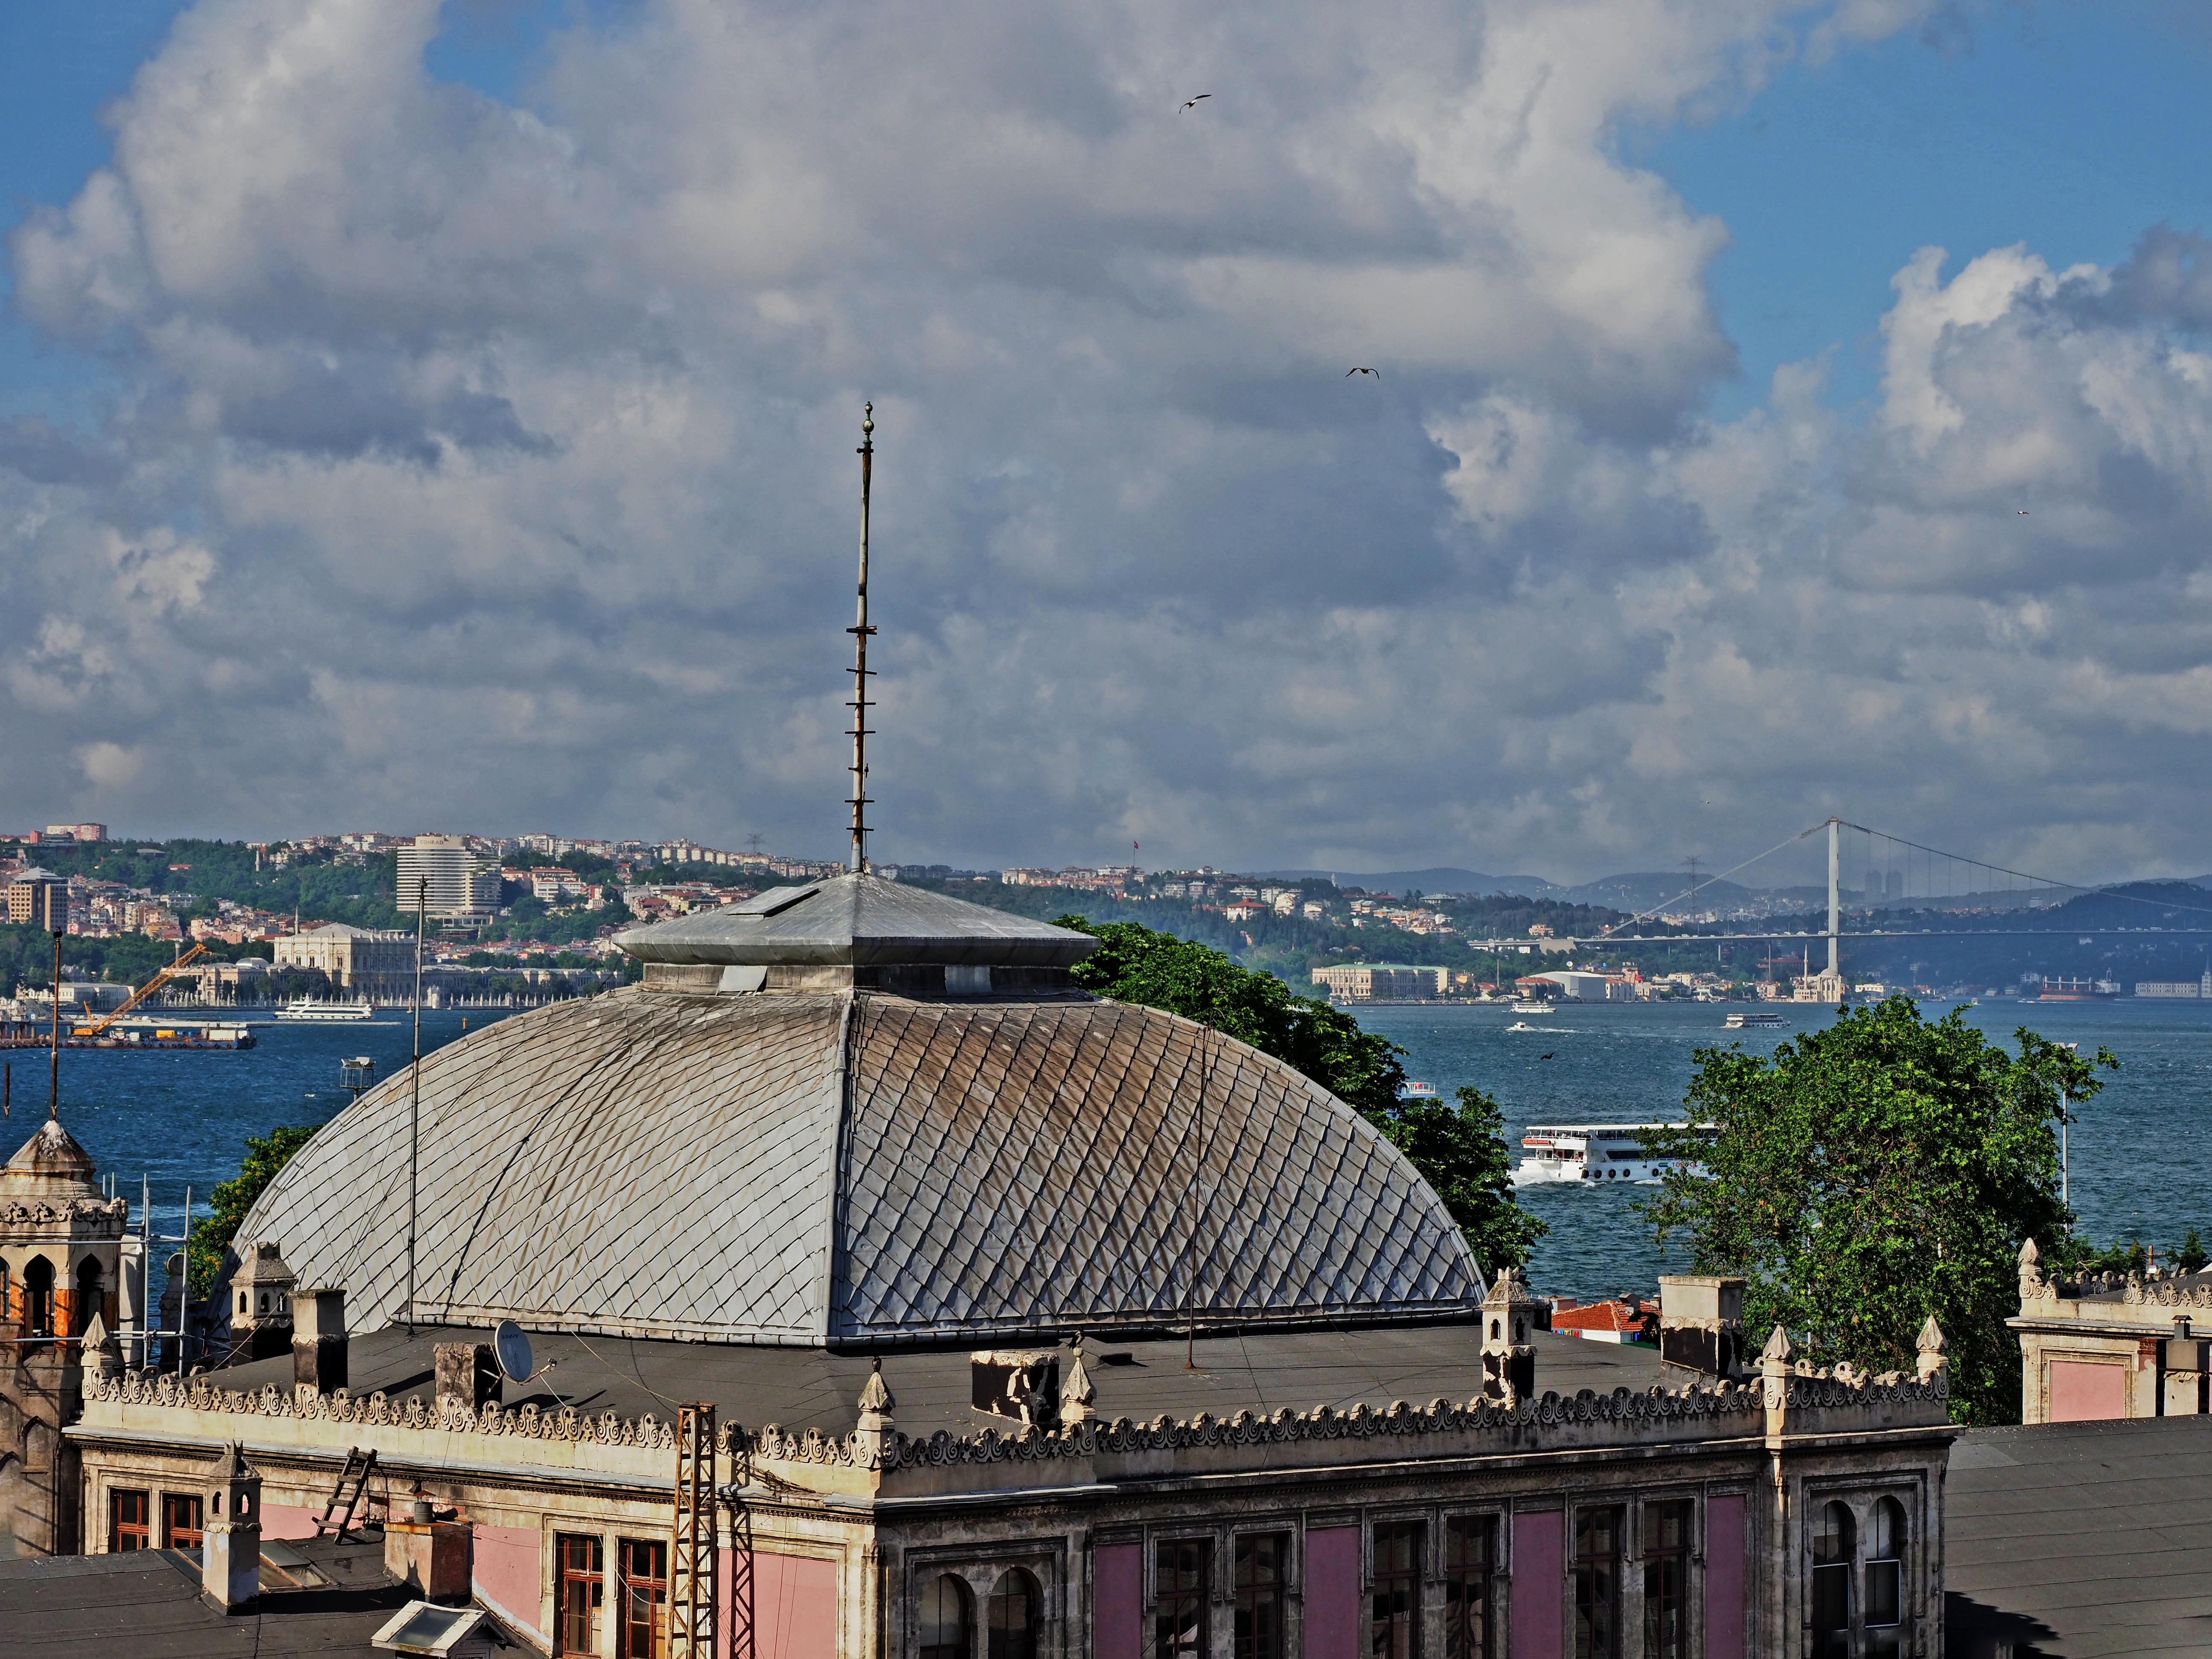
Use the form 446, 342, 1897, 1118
1538, 1053, 1555, 1061
2018, 509, 2030, 515
1181, 93, 1211, 111
1346, 366, 1380, 378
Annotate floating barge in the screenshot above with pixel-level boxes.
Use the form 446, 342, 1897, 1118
0, 1017, 257, 1050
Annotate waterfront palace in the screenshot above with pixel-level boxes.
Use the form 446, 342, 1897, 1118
5, 876, 1967, 1656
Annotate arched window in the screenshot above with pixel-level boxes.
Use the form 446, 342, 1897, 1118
1865, 1499, 1906, 1658
1810, 1502, 1854, 1659
919, 1575, 972, 1659
75, 1257, 103, 1336
988, 1569, 1039, 1659
23, 1257, 54, 1338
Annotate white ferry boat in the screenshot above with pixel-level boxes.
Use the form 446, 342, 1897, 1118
274, 997, 376, 1022
1515, 1122, 1712, 1185
1724, 1011, 1785, 1029
1508, 997, 1557, 1015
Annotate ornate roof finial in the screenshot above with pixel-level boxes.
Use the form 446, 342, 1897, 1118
1915, 1314, 1950, 1385
1060, 1337, 1096, 1429
1760, 1324, 1792, 1365
858, 1356, 894, 1419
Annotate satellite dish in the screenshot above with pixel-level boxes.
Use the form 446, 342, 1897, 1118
494, 1320, 535, 1384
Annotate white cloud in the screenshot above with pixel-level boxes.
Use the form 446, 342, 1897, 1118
2, 0, 2211, 884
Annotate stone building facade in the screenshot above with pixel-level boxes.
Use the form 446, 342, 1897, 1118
0, 1114, 141, 1556
39, 876, 1963, 1656
2011, 1237, 2212, 1423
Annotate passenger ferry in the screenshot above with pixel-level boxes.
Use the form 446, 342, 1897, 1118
275, 997, 376, 1022
1724, 1011, 1785, 1029
1515, 1122, 1713, 1185
1508, 997, 1558, 1015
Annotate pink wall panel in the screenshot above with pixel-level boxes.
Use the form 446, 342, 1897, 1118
473, 1525, 546, 1646
259, 1503, 323, 1542
1304, 1526, 1361, 1659
1094, 1543, 1143, 1659
1511, 1510, 1563, 1659
2049, 1360, 2128, 1422
723, 1548, 838, 1659
1703, 1494, 1746, 1659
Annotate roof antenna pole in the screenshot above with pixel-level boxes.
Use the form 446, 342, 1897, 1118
1186, 1032, 1211, 1371
407, 876, 425, 1338
848, 402, 876, 874
49, 928, 62, 1119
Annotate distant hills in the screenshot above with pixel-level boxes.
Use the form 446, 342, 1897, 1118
1260, 867, 1562, 898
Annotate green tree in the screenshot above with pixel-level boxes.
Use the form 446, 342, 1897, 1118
1370, 1086, 1548, 1271
1060, 917, 1545, 1271
2175, 1228, 2209, 1276
188, 1123, 320, 1297
1643, 996, 2110, 1425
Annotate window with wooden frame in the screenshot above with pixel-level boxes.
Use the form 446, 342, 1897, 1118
110, 1489, 151, 1552
1572, 1506, 1624, 1659
989, 1568, 1041, 1659
1155, 1539, 1210, 1659
24, 1257, 53, 1337
1371, 1521, 1423, 1659
618, 1537, 669, 1659
1640, 1502, 1691, 1659
1235, 1533, 1289, 1659
920, 1573, 973, 1659
557, 1534, 605, 1656
1442, 1516, 1495, 1659
1810, 1502, 1854, 1659
1865, 1498, 1907, 1659
161, 1492, 204, 1550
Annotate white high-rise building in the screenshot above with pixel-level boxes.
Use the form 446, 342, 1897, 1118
393, 834, 501, 919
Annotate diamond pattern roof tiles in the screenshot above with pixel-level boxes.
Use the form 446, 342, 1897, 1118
236, 986, 1482, 1347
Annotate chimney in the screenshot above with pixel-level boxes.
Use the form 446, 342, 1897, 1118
1480, 1267, 1538, 1404
1657, 1275, 1746, 1380
201, 1442, 262, 1611
384, 1482, 473, 1604
434, 1341, 500, 1421
293, 1288, 346, 1395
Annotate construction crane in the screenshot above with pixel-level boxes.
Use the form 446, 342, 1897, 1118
75, 943, 211, 1039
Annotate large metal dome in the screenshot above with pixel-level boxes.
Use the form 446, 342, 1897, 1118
237, 879, 1483, 1347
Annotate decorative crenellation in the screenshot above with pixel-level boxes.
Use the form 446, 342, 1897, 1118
2019, 1252, 2212, 1310
90, 1363, 1946, 1474
1, 1195, 128, 1238
87, 1368, 680, 1449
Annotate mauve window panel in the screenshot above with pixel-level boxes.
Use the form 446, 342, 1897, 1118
2048, 1360, 2128, 1422
1704, 1494, 1746, 1659
1304, 1526, 1362, 1659
1096, 1543, 1144, 1659
1510, 1511, 1563, 1659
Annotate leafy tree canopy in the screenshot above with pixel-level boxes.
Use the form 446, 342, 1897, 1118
1643, 995, 2111, 1425
189, 1123, 319, 1298
1059, 916, 1545, 1271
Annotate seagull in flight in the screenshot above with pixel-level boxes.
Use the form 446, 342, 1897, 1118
1182, 93, 1211, 111
2018, 509, 2030, 515
1539, 1052, 1555, 1061
1346, 366, 1380, 378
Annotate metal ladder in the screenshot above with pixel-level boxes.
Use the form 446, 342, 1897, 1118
315, 1446, 377, 1537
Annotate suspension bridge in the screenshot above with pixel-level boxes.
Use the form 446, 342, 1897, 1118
1585, 818, 2212, 983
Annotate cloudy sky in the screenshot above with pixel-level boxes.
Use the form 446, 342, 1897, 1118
3, 0, 2210, 883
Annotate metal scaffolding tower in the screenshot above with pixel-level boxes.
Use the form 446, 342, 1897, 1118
672, 1403, 719, 1658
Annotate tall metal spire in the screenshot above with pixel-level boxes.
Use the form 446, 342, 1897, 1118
848, 402, 876, 873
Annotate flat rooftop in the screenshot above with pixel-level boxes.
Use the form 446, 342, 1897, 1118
0, 1531, 411, 1657
201, 1321, 1671, 1439
1947, 1414, 2212, 1658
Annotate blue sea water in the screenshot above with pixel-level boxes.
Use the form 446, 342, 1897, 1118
11, 1009, 513, 1247
20, 996, 2209, 1306
1352, 997, 2212, 1299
